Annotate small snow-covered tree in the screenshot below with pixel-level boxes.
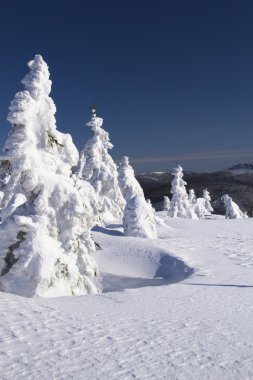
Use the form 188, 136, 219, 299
221, 194, 247, 219
169, 165, 197, 219
203, 189, 213, 214
118, 156, 144, 202
194, 198, 206, 219
123, 195, 157, 238
146, 198, 165, 226
163, 196, 170, 211
146, 198, 155, 211
188, 189, 197, 204
78, 107, 125, 222
0, 55, 99, 298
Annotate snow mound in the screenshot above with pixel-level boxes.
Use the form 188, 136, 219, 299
93, 223, 193, 292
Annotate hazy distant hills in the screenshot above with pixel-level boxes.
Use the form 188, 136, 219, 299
136, 163, 253, 216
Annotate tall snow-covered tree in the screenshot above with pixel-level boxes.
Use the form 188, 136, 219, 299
0, 55, 99, 298
123, 196, 157, 238
78, 107, 125, 222
163, 196, 170, 211
203, 189, 213, 214
168, 165, 197, 219
221, 194, 247, 219
118, 156, 144, 202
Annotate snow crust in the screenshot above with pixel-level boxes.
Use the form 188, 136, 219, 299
1, 54, 253, 379
1, 214, 253, 379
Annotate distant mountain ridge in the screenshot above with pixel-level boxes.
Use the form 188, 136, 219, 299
227, 162, 253, 173
136, 163, 253, 216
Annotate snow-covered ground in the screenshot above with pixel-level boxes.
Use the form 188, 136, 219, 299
1, 212, 253, 379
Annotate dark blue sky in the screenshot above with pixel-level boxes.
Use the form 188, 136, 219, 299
0, 0, 253, 173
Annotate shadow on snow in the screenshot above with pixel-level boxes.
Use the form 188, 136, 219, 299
93, 225, 124, 237
101, 254, 194, 293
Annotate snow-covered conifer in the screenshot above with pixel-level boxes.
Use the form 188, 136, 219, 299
169, 165, 197, 219
118, 156, 144, 202
163, 196, 170, 211
203, 189, 213, 214
188, 189, 197, 204
221, 194, 247, 219
123, 196, 157, 238
146, 198, 165, 226
78, 107, 125, 222
0, 55, 99, 297
194, 198, 206, 219
146, 198, 155, 211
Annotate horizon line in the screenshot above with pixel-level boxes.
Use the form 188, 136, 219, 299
129, 149, 253, 164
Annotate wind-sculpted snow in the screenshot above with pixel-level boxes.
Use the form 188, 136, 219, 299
93, 223, 193, 292
1, 214, 253, 379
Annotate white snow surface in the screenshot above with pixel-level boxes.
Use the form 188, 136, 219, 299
1, 213, 253, 379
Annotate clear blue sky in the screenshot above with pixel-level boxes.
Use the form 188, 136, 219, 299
0, 0, 253, 173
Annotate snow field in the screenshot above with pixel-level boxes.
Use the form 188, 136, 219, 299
1, 214, 253, 379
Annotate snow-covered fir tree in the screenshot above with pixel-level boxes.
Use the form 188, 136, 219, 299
0, 55, 99, 297
203, 189, 213, 214
77, 106, 125, 223
194, 198, 206, 219
118, 156, 144, 202
146, 198, 155, 211
163, 196, 170, 211
221, 194, 247, 219
146, 198, 165, 226
168, 165, 197, 219
123, 196, 157, 238
188, 189, 197, 204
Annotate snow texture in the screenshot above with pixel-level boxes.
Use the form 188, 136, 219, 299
221, 194, 247, 219
169, 165, 198, 219
118, 155, 144, 202
78, 108, 125, 223
123, 195, 157, 238
1, 214, 253, 379
0, 55, 99, 298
